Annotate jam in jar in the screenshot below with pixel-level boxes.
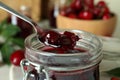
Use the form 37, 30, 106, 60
21, 29, 102, 80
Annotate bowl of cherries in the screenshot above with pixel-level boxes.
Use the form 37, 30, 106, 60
57, 0, 117, 36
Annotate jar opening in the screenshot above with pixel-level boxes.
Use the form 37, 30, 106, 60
25, 30, 102, 70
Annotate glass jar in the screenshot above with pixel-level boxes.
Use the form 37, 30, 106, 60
21, 29, 102, 80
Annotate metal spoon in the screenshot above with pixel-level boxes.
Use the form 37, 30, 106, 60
0, 1, 43, 34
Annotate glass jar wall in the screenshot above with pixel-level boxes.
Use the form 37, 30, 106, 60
21, 29, 102, 80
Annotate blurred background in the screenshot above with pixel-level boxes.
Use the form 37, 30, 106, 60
0, 0, 120, 80
95, 0, 120, 38
0, 0, 120, 38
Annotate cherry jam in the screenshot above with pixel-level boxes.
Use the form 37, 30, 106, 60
39, 30, 79, 50
26, 64, 100, 80
41, 46, 86, 54
22, 30, 102, 80
40, 47, 100, 80
50, 66, 99, 80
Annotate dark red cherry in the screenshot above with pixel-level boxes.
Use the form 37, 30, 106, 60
60, 31, 79, 49
64, 31, 76, 37
84, 0, 94, 9
70, 0, 83, 10
60, 7, 67, 16
78, 10, 93, 20
39, 30, 61, 46
103, 6, 110, 14
111, 77, 120, 80
93, 7, 102, 19
60, 10, 66, 16
10, 50, 25, 66
64, 31, 79, 41
39, 30, 80, 51
102, 13, 111, 20
97, 1, 107, 8
68, 13, 77, 19
60, 35, 72, 46
60, 7, 75, 16
93, 7, 101, 16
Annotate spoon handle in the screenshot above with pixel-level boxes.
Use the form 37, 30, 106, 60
0, 1, 37, 33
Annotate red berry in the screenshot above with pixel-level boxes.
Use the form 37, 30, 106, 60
93, 7, 101, 16
70, 0, 82, 10
60, 35, 72, 47
84, 0, 94, 9
10, 50, 25, 66
60, 7, 67, 16
102, 13, 111, 20
60, 10, 66, 16
61, 31, 79, 49
78, 10, 93, 20
64, 31, 79, 41
64, 31, 76, 37
103, 6, 110, 14
39, 30, 61, 46
68, 13, 77, 19
40, 30, 80, 51
111, 77, 120, 80
60, 7, 75, 16
97, 1, 107, 7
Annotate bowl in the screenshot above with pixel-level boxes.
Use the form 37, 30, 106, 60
57, 15, 117, 36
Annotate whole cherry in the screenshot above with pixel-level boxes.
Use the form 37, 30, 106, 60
70, 0, 83, 10
68, 13, 77, 19
60, 7, 68, 16
10, 50, 25, 66
78, 10, 93, 20
97, 1, 107, 8
111, 77, 120, 80
39, 30, 61, 47
39, 30, 80, 51
102, 13, 111, 20
60, 7, 75, 16
93, 7, 101, 16
84, 0, 94, 9
61, 31, 79, 49
103, 6, 110, 14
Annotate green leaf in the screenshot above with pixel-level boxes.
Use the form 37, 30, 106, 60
1, 24, 20, 38
12, 38, 24, 48
0, 20, 24, 65
106, 67, 120, 77
0, 43, 15, 64
0, 20, 7, 32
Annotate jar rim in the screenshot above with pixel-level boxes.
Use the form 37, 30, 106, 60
25, 29, 103, 69
25, 29, 102, 56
